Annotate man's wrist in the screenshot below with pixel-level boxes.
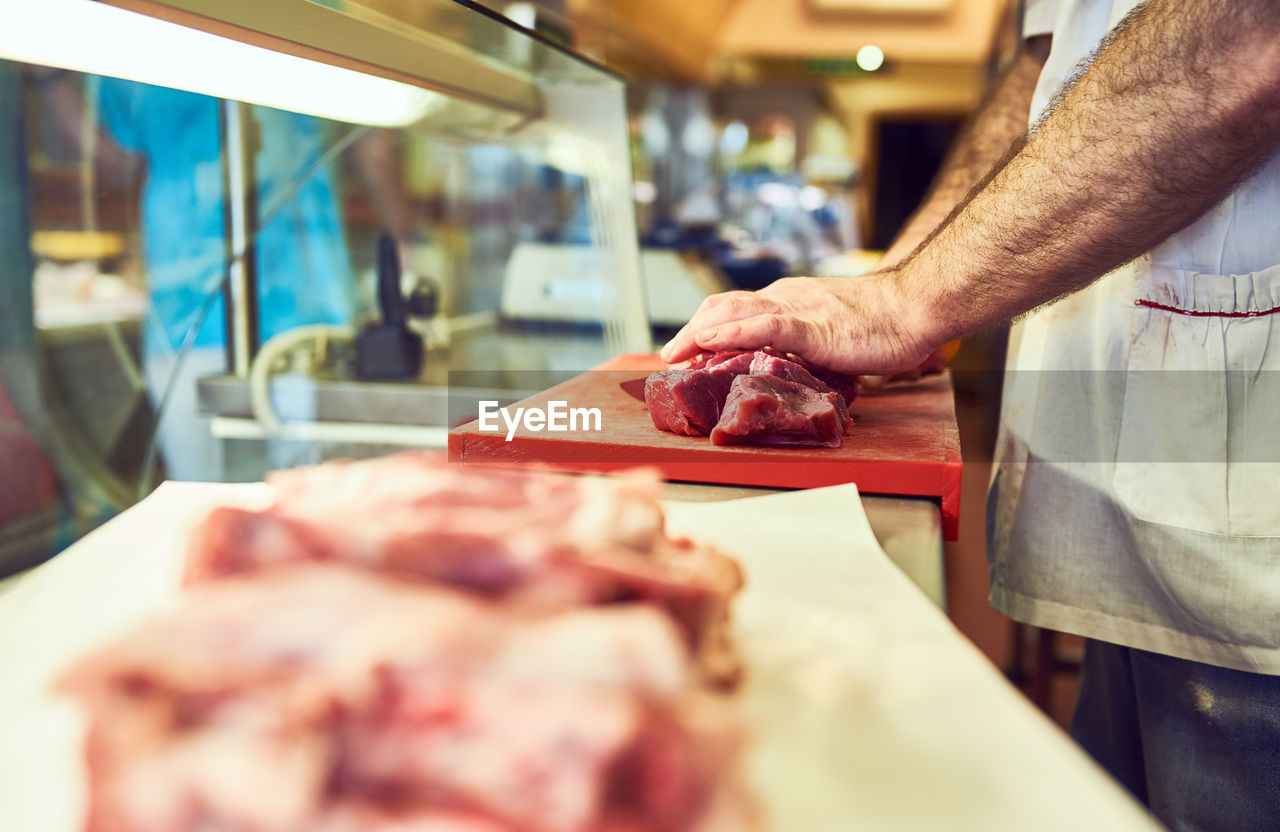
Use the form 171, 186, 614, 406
877, 258, 952, 363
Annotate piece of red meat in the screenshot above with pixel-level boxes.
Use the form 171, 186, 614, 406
747, 353, 850, 433
643, 370, 732, 436
747, 352, 828, 390
645, 350, 857, 447
689, 349, 857, 405
805, 365, 860, 405
60, 565, 738, 832
643, 353, 754, 436
682, 351, 750, 371
709, 375, 845, 448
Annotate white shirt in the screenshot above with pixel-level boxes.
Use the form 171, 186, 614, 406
988, 0, 1280, 672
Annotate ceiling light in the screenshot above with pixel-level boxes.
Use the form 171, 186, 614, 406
856, 45, 886, 72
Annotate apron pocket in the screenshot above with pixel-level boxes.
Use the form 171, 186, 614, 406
1112, 263, 1280, 537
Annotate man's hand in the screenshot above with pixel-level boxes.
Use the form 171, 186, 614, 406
659, 272, 940, 374
658, 40, 1047, 374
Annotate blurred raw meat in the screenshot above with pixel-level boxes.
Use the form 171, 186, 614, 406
185, 454, 742, 687
61, 565, 741, 832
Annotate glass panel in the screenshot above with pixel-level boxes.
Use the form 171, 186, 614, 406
0, 1, 643, 576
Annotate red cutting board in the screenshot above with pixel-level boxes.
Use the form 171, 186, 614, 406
447, 354, 963, 539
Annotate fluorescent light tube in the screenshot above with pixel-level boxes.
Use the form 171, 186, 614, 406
0, 0, 445, 126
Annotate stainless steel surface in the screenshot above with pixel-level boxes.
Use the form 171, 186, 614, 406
663, 481, 946, 608
197, 324, 611, 425
198, 374, 510, 427
221, 99, 255, 377
862, 496, 946, 608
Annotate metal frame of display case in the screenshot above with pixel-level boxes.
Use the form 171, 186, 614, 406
96, 0, 548, 118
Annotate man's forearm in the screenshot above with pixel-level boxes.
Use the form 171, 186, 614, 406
879, 38, 1050, 267
903, 0, 1280, 343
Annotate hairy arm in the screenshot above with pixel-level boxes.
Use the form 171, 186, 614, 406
879, 36, 1051, 267
905, 0, 1280, 345
662, 0, 1280, 371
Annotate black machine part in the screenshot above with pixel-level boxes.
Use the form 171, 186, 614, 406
354, 234, 424, 381
406, 277, 440, 319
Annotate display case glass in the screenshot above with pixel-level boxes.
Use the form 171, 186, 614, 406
0, 0, 647, 576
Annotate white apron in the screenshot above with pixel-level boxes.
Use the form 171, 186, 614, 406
989, 0, 1280, 672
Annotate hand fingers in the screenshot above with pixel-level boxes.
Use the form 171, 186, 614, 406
658, 322, 700, 365
660, 292, 759, 363
659, 291, 775, 363
693, 313, 817, 358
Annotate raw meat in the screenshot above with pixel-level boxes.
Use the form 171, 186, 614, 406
685, 349, 859, 405
747, 353, 850, 433
185, 453, 743, 687
806, 365, 861, 405
687, 351, 752, 370
314, 805, 515, 832
60, 564, 739, 832
643, 352, 754, 436
645, 350, 858, 447
710, 375, 845, 448
643, 370, 733, 436
747, 352, 829, 390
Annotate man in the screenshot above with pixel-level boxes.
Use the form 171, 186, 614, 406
663, 0, 1280, 828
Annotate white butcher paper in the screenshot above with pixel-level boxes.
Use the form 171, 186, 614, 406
0, 480, 1160, 832
665, 487, 1161, 832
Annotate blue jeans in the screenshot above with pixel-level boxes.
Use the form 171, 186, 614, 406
1072, 640, 1280, 831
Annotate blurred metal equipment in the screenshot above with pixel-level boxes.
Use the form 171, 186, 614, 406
220, 99, 258, 376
